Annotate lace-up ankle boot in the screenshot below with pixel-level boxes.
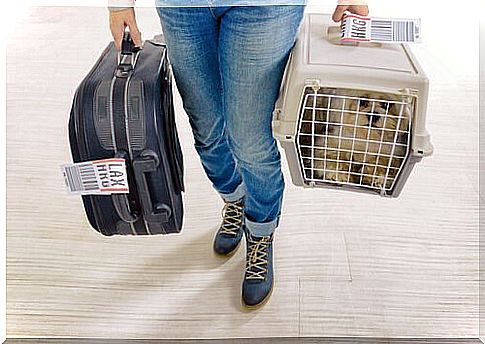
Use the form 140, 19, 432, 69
241, 226, 274, 309
213, 197, 245, 256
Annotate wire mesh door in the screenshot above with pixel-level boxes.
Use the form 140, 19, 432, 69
296, 86, 413, 195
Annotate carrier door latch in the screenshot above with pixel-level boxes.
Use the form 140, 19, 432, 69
304, 79, 321, 92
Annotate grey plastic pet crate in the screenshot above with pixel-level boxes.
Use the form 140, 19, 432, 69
272, 13, 433, 197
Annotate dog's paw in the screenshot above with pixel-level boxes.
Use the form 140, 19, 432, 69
372, 177, 385, 188
325, 171, 350, 183
337, 173, 351, 183
324, 171, 337, 181
313, 170, 325, 181
361, 176, 374, 186
363, 175, 388, 189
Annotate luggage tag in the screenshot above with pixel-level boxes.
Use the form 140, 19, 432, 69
341, 13, 422, 44
61, 158, 129, 195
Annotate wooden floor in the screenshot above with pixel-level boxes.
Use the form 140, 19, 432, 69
3, 338, 483, 344
6, 6, 479, 340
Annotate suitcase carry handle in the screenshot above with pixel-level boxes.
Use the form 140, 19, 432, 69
116, 31, 142, 78
112, 151, 141, 223
121, 30, 135, 55
133, 150, 172, 223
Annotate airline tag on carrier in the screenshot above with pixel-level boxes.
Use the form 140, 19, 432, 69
341, 13, 422, 43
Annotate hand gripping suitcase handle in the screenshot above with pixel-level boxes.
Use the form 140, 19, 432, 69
133, 150, 172, 223
116, 31, 142, 78
121, 30, 141, 55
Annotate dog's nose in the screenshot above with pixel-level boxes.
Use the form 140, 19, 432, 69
360, 100, 370, 109
366, 114, 381, 126
397, 132, 408, 144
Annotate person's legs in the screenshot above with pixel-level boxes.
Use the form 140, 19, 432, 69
156, 6, 246, 256
157, 4, 305, 308
219, 5, 305, 237
156, 6, 245, 203
219, 4, 305, 308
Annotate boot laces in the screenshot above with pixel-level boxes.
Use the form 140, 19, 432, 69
219, 199, 244, 236
245, 235, 272, 280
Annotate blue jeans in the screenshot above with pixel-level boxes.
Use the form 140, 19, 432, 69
156, 5, 305, 236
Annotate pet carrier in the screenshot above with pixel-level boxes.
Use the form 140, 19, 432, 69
272, 13, 433, 197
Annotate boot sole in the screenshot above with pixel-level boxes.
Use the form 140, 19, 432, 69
240, 279, 275, 311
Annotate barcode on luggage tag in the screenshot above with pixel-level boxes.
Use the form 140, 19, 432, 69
341, 14, 421, 43
61, 158, 129, 195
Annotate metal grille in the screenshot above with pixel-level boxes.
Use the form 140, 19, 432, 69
296, 86, 413, 194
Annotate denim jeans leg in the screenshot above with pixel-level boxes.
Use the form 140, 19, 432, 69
219, 5, 305, 236
156, 7, 245, 202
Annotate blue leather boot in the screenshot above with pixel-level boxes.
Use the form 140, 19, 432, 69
213, 198, 244, 256
241, 226, 274, 309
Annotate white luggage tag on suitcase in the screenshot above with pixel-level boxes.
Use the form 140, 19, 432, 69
61, 158, 129, 195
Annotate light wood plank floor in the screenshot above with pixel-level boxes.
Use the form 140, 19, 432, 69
3, 338, 483, 344
6, 6, 479, 339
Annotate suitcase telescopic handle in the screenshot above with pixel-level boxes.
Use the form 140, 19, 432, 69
112, 151, 140, 223
133, 150, 172, 223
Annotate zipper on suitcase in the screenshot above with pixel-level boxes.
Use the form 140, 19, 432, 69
108, 37, 179, 234
110, 73, 148, 235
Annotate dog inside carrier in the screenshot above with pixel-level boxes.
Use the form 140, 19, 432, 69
296, 86, 414, 193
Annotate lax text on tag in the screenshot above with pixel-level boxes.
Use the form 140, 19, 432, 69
95, 160, 129, 191
61, 158, 130, 195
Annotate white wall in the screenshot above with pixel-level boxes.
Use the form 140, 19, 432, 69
5, 0, 480, 80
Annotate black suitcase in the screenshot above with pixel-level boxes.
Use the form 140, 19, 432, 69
68, 32, 184, 236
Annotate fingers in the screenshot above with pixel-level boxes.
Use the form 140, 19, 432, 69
332, 4, 370, 23
332, 5, 348, 22
109, 13, 124, 50
126, 15, 143, 47
110, 24, 125, 51
109, 8, 142, 50
109, 9, 129, 50
351, 5, 369, 16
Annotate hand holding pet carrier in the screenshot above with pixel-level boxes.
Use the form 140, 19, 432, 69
272, 13, 433, 197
